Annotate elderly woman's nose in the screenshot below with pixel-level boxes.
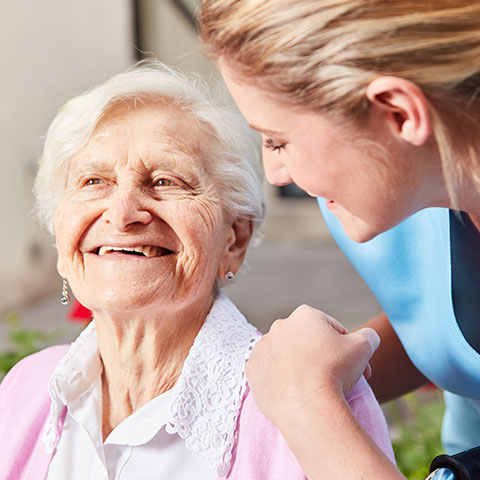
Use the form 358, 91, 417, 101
101, 188, 152, 230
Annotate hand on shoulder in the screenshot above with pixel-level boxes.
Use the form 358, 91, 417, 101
246, 304, 380, 426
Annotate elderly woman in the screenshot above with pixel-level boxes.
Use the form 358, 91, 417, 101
0, 63, 393, 479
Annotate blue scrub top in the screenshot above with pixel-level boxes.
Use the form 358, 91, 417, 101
318, 199, 480, 453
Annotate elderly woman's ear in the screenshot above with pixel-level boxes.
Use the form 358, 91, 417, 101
56, 256, 66, 279
219, 217, 253, 278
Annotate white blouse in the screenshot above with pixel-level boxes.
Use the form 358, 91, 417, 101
45, 292, 261, 480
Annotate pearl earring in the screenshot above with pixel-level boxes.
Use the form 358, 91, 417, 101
60, 278, 70, 305
224, 271, 234, 280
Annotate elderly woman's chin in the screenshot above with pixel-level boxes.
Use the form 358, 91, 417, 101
73, 283, 170, 315
67, 262, 174, 314
69, 266, 216, 316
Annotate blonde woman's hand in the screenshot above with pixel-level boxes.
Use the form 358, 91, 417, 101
246, 304, 380, 425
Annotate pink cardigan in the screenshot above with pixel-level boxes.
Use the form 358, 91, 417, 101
0, 346, 394, 479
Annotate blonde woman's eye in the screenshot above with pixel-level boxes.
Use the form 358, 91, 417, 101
84, 178, 105, 186
264, 138, 286, 152
155, 178, 175, 187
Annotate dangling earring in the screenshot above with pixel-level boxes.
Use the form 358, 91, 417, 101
224, 271, 234, 280
60, 278, 70, 305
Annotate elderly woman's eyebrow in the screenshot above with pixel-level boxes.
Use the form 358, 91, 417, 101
142, 151, 201, 168
67, 160, 115, 176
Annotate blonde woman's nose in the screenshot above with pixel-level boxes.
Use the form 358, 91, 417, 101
263, 156, 293, 186
101, 188, 152, 231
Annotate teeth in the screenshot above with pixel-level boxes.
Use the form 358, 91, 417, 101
97, 245, 162, 257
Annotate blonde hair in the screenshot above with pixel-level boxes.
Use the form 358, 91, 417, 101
34, 61, 265, 238
200, 0, 480, 201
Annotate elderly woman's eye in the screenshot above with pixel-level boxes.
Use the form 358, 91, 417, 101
84, 178, 105, 186
155, 178, 176, 187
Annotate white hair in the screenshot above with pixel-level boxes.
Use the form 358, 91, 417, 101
34, 60, 265, 241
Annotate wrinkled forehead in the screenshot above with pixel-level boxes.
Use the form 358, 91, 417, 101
67, 98, 221, 179
93, 99, 207, 154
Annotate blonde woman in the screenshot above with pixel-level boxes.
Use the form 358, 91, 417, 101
200, 1, 480, 478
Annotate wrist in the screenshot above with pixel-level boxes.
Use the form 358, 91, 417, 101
275, 383, 349, 437
276, 390, 404, 480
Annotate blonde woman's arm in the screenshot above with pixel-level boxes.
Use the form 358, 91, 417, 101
364, 312, 429, 402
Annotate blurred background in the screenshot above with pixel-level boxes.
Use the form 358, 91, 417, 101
1, 0, 381, 345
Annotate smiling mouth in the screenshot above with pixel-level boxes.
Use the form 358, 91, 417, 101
94, 246, 173, 258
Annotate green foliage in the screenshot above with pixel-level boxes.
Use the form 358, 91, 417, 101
385, 389, 445, 480
0, 312, 60, 380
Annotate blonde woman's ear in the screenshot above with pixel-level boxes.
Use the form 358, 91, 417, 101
366, 76, 431, 146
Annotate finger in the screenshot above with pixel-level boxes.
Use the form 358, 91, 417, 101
323, 312, 349, 334
356, 327, 381, 354
363, 362, 372, 381
268, 318, 286, 333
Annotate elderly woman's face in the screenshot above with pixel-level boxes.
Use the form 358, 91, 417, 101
54, 102, 235, 313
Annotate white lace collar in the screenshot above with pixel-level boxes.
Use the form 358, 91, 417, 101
44, 291, 261, 477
